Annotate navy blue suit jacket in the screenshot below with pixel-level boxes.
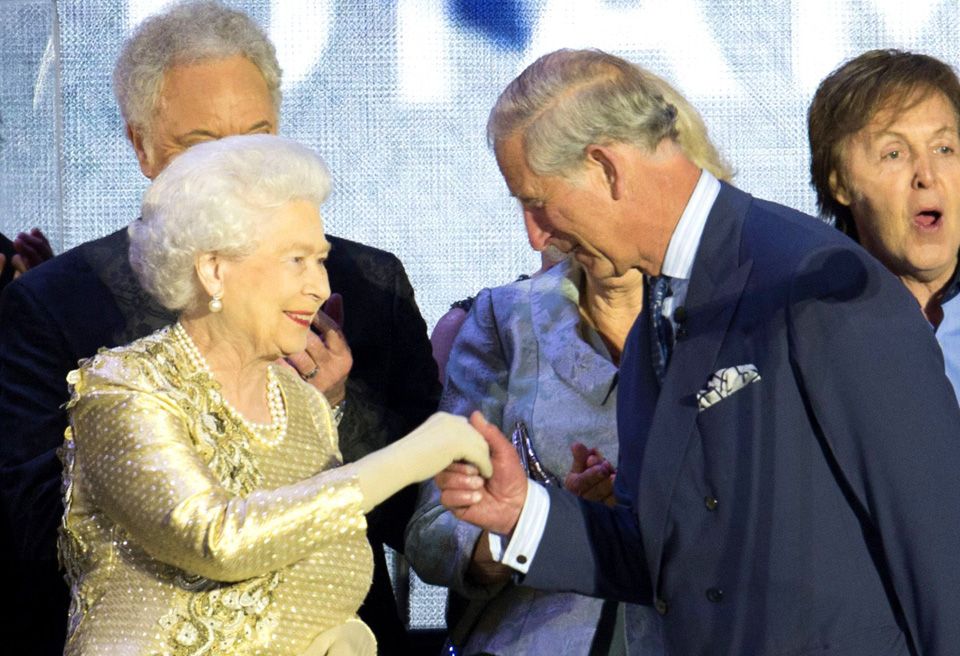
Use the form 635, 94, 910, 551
523, 184, 960, 655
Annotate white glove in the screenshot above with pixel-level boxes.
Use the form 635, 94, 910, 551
302, 618, 376, 656
348, 411, 492, 512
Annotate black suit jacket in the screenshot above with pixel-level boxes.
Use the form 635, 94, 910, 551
0, 227, 440, 654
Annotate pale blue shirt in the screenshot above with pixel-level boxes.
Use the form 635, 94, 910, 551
494, 170, 722, 572
937, 288, 960, 403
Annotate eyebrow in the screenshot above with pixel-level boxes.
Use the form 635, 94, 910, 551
285, 241, 331, 255
872, 125, 957, 141
174, 120, 275, 146
243, 120, 274, 134
174, 129, 219, 145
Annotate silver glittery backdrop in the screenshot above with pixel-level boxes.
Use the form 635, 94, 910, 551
2, 0, 959, 630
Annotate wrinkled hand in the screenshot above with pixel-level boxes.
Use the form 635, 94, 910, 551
13, 228, 54, 272
565, 442, 617, 507
437, 412, 528, 536
303, 618, 376, 656
284, 293, 352, 405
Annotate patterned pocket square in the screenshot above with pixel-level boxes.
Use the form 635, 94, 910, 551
697, 364, 761, 411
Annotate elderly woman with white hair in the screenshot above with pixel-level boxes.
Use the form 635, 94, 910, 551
58, 134, 490, 656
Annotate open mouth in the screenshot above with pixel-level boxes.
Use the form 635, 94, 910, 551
914, 209, 943, 230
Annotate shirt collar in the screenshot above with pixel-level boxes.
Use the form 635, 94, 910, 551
942, 261, 960, 304
660, 169, 721, 281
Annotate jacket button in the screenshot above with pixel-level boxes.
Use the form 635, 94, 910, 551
655, 598, 669, 615
704, 496, 719, 511
673, 306, 687, 323
706, 587, 724, 603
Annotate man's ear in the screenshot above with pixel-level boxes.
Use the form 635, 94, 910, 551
829, 169, 852, 207
195, 253, 225, 299
586, 145, 624, 200
126, 123, 158, 179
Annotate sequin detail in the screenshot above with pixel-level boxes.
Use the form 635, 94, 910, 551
58, 326, 372, 655
155, 572, 281, 654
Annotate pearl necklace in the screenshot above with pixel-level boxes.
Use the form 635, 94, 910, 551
172, 322, 287, 446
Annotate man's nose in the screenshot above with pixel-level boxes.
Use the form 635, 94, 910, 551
523, 208, 552, 251
913, 151, 937, 189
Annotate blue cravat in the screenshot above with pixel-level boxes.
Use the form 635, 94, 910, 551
647, 275, 674, 383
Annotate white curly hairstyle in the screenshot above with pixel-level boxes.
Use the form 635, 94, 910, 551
129, 134, 331, 311
488, 48, 731, 181
113, 0, 281, 134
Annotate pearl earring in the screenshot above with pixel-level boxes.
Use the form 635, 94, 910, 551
208, 293, 223, 313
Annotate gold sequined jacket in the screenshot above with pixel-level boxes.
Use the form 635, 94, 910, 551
59, 326, 373, 655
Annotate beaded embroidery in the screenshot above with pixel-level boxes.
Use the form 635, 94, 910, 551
155, 572, 282, 655
58, 325, 370, 655
60, 328, 281, 651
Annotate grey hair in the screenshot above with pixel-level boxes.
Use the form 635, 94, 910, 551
113, 0, 281, 133
488, 48, 731, 181
130, 134, 331, 311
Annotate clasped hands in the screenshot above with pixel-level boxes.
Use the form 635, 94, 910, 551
464, 438, 616, 585
437, 412, 618, 539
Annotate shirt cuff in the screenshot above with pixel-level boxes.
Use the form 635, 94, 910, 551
487, 481, 550, 574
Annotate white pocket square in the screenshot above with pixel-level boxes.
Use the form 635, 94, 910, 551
697, 365, 761, 411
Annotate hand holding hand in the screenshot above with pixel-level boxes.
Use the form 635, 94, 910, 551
351, 411, 492, 512
437, 412, 528, 536
285, 293, 352, 405
564, 442, 617, 507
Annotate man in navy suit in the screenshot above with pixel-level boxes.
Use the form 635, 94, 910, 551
0, 2, 438, 653
438, 48, 960, 655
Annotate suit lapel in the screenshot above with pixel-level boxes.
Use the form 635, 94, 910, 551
638, 183, 754, 582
